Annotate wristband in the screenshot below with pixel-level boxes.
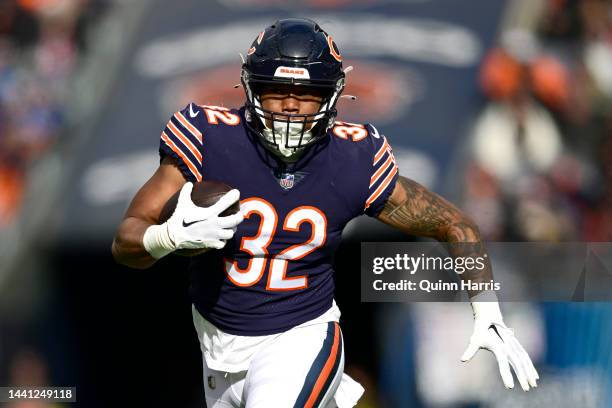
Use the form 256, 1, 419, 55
142, 223, 175, 259
469, 290, 504, 323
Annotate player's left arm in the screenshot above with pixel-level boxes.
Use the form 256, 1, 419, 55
377, 175, 539, 391
377, 175, 488, 294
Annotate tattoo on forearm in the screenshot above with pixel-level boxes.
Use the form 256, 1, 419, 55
378, 176, 493, 297
379, 177, 470, 239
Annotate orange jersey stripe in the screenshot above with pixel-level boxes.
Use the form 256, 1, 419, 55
373, 138, 390, 165
370, 154, 394, 188
365, 165, 398, 209
175, 112, 202, 143
161, 132, 202, 181
167, 122, 202, 162
304, 323, 340, 408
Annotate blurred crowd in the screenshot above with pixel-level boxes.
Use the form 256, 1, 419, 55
0, 0, 108, 227
462, 0, 612, 242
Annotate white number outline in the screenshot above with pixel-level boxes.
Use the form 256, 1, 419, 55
332, 121, 368, 141
267, 206, 327, 291
224, 198, 327, 291
225, 198, 277, 287
201, 105, 241, 126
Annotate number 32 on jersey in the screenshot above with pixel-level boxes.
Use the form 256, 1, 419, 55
224, 198, 326, 291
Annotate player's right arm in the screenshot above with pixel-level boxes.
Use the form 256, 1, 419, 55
111, 156, 243, 269
111, 156, 187, 269
113, 103, 244, 269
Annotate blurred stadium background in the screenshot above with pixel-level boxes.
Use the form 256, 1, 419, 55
1, 0, 611, 406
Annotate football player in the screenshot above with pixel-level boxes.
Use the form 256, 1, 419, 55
112, 18, 539, 407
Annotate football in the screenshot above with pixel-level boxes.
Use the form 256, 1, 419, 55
159, 180, 240, 256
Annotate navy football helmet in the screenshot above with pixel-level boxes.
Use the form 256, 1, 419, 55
241, 18, 345, 160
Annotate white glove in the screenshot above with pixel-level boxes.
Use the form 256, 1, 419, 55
461, 291, 539, 391
143, 182, 244, 259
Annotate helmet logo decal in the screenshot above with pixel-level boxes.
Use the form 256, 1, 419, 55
257, 30, 265, 44
327, 35, 342, 62
274, 66, 311, 79
247, 46, 256, 55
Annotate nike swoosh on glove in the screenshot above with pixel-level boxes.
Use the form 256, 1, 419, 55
143, 182, 244, 259
461, 291, 539, 391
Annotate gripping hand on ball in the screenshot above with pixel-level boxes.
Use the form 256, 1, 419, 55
143, 182, 244, 259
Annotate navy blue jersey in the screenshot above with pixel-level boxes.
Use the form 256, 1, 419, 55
159, 103, 398, 335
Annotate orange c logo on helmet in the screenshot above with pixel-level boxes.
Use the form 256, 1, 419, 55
327, 35, 342, 62
247, 31, 265, 57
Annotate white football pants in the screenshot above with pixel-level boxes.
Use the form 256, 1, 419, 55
196, 320, 345, 407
